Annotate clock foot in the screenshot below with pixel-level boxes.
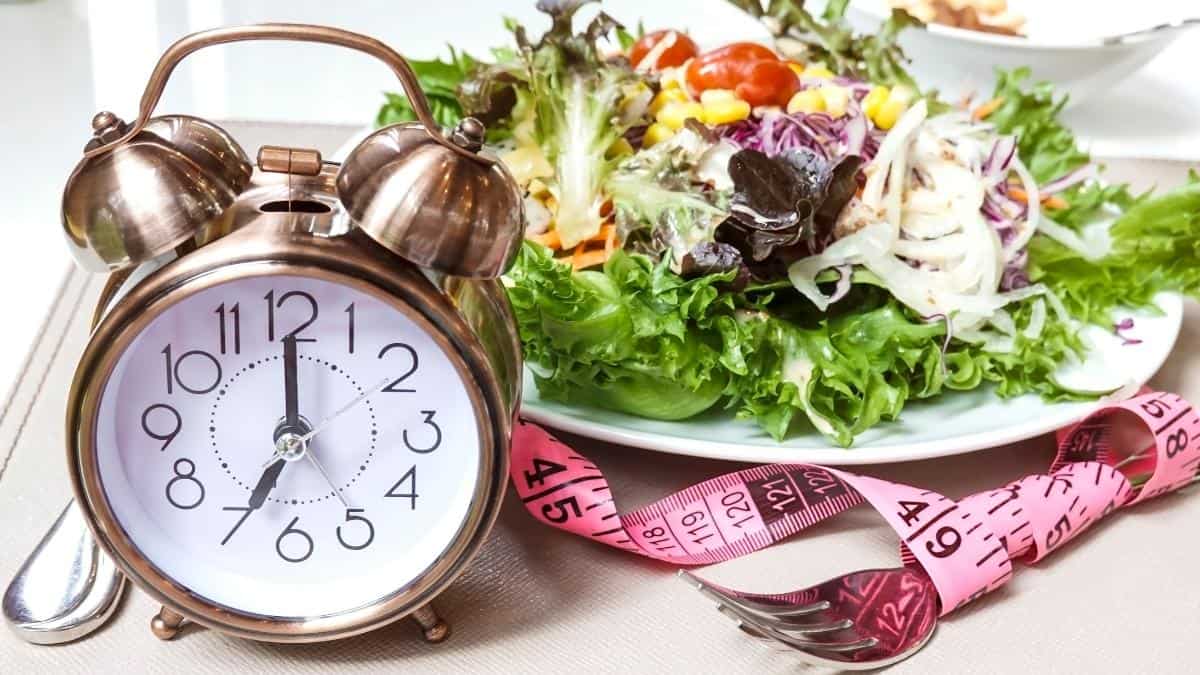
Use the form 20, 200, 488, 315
410, 603, 450, 643
150, 606, 186, 640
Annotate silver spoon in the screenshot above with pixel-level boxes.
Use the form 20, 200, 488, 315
3, 501, 125, 644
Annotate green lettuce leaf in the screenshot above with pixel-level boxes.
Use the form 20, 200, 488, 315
987, 67, 1090, 184
507, 242, 739, 421
507, 243, 1087, 445
1030, 178, 1200, 324
375, 47, 477, 128
990, 68, 1200, 324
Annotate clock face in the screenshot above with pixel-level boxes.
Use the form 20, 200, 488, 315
92, 273, 483, 619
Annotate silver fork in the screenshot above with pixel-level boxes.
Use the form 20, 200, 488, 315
679, 566, 939, 670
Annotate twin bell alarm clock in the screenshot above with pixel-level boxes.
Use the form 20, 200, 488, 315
55, 24, 524, 643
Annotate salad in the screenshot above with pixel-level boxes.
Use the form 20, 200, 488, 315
377, 0, 1200, 447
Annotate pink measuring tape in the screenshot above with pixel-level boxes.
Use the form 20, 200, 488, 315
511, 391, 1200, 614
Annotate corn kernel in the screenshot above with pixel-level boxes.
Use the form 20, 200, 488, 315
872, 85, 916, 130
643, 122, 676, 147
819, 85, 850, 118
655, 101, 705, 130
699, 88, 737, 105
786, 89, 825, 115
802, 64, 834, 79
649, 88, 691, 115
702, 98, 751, 125
862, 85, 890, 119
607, 137, 635, 159
786, 61, 806, 76
873, 98, 907, 130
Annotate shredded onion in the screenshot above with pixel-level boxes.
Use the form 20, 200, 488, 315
1024, 298, 1047, 339
1003, 156, 1040, 259
1041, 164, 1099, 195
1037, 216, 1112, 261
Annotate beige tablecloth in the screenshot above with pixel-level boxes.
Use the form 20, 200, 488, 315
1, 125, 1197, 673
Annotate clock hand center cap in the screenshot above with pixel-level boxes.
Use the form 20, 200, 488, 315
273, 415, 314, 464
274, 432, 308, 463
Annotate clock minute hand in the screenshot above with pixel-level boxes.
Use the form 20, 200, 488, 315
283, 336, 300, 429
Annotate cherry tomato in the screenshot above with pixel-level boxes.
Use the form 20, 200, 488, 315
685, 42, 799, 108
629, 29, 699, 70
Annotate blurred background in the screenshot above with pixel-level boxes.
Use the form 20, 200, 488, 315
0, 0, 1196, 400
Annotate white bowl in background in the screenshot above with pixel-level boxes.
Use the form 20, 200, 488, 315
844, 0, 1193, 107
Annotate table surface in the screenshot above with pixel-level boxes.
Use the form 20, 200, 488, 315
1, 0, 1198, 407
1, 117, 1198, 671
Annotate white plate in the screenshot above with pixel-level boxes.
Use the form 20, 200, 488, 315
521, 294, 1183, 465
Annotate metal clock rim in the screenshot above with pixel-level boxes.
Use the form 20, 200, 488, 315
65, 235, 510, 643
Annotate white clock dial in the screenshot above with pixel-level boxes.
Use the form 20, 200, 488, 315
93, 273, 482, 618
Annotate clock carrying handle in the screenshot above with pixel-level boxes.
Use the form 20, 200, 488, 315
82, 23, 490, 165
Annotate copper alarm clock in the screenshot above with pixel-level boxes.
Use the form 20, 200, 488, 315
26, 24, 524, 643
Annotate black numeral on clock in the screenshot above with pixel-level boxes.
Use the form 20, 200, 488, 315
384, 466, 419, 509
336, 509, 375, 551
161, 345, 222, 395
344, 303, 355, 353
403, 411, 442, 453
165, 458, 205, 510
220, 506, 253, 545
141, 403, 182, 451
377, 342, 419, 392
275, 517, 314, 563
265, 290, 318, 342
214, 302, 241, 354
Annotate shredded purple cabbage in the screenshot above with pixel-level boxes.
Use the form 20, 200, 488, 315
1000, 248, 1030, 291
718, 95, 883, 162
1114, 317, 1143, 346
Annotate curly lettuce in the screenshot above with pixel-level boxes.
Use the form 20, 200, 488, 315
509, 242, 1086, 445
990, 68, 1200, 324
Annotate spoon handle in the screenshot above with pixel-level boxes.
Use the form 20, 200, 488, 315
3, 501, 126, 644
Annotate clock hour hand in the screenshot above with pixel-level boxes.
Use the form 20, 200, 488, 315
249, 458, 286, 510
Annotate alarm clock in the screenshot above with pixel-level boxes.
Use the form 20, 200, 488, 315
53, 24, 523, 643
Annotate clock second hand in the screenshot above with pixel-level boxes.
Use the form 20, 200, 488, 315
262, 376, 390, 468
300, 444, 349, 508
297, 377, 391, 445
292, 378, 389, 508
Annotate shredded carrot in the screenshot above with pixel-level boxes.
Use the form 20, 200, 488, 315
604, 225, 618, 255
1043, 194, 1069, 210
1009, 186, 1069, 210
564, 224, 620, 270
571, 247, 609, 270
972, 96, 1005, 121
529, 229, 561, 249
